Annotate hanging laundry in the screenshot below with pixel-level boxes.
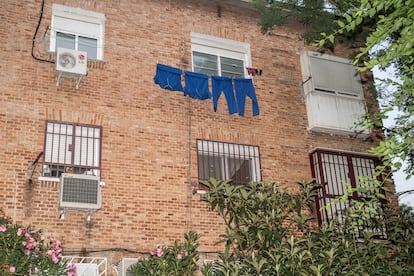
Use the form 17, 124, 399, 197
153, 63, 184, 92
234, 78, 260, 116
184, 71, 211, 100
211, 76, 238, 115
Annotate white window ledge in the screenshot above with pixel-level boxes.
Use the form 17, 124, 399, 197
38, 176, 60, 182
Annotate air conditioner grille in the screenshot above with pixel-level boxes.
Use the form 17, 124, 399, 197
62, 178, 99, 204
60, 174, 101, 209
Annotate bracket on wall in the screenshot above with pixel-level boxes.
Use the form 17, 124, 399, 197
56, 72, 85, 89
27, 152, 43, 184
301, 76, 312, 86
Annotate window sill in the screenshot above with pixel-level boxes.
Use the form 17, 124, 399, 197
38, 176, 60, 182
194, 189, 209, 195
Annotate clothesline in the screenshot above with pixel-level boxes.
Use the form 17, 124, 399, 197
155, 61, 297, 84
153, 63, 260, 116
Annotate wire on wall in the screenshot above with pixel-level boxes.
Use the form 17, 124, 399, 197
32, 0, 54, 64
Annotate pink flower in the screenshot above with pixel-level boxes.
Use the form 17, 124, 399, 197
150, 249, 155, 256
137, 256, 144, 262
17, 228, 24, 236
177, 254, 183, 260
9, 266, 15, 273
67, 263, 77, 276
52, 254, 60, 264
156, 247, 163, 257
0, 225, 6, 232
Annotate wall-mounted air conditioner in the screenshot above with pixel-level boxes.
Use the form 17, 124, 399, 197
55, 48, 87, 88
59, 173, 101, 210
117, 258, 138, 276
73, 263, 99, 276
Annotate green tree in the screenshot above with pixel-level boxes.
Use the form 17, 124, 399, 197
200, 178, 414, 275
254, 0, 414, 179
253, 0, 361, 43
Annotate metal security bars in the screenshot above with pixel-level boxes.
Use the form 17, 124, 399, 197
43, 121, 102, 177
310, 149, 386, 238
197, 140, 261, 185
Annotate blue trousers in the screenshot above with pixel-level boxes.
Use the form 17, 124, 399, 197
212, 76, 238, 115
153, 64, 184, 92
184, 71, 211, 100
234, 78, 260, 116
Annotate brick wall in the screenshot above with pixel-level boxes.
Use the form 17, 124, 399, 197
0, 0, 387, 273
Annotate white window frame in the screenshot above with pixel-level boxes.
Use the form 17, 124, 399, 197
50, 4, 105, 60
300, 51, 369, 136
190, 32, 251, 78
197, 140, 261, 185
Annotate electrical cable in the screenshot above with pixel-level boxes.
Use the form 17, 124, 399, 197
32, 0, 54, 63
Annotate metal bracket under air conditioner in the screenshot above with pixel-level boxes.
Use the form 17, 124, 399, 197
56, 71, 85, 89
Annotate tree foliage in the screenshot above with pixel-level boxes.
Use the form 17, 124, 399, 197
254, 0, 414, 179
200, 179, 414, 275
319, 0, 414, 179
129, 232, 200, 276
253, 0, 361, 43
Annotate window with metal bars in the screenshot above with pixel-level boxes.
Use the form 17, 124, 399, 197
197, 140, 261, 185
310, 149, 386, 238
42, 121, 102, 177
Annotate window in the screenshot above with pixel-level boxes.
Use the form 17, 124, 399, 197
191, 32, 251, 78
310, 149, 386, 238
50, 4, 105, 60
300, 51, 369, 136
197, 140, 261, 185
42, 121, 102, 177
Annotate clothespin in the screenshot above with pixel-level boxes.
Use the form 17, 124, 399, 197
246, 67, 263, 76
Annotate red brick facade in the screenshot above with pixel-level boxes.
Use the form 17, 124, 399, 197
0, 0, 389, 273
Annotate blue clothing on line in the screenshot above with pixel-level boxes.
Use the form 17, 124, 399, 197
153, 63, 184, 92
234, 78, 260, 116
184, 71, 211, 100
211, 76, 238, 115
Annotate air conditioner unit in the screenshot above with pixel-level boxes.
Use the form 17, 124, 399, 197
55, 48, 87, 88
59, 173, 101, 210
73, 263, 99, 276
117, 258, 138, 276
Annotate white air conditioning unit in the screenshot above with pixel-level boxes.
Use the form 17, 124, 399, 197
55, 48, 87, 88
73, 263, 99, 276
59, 173, 102, 210
117, 258, 138, 276
56, 48, 87, 75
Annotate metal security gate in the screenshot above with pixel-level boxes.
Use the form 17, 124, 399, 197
310, 149, 386, 238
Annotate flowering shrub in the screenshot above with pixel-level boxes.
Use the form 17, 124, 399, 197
0, 211, 75, 276
129, 231, 199, 276
200, 178, 414, 275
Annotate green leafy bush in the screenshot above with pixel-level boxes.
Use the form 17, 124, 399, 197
129, 231, 199, 276
200, 178, 414, 275
0, 210, 75, 276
